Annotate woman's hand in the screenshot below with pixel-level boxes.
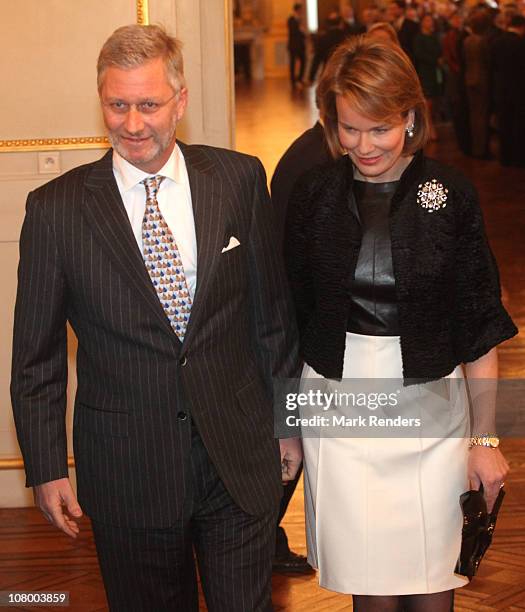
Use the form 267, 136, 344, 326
467, 446, 509, 511
464, 347, 508, 510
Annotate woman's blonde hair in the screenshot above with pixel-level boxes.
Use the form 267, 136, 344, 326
317, 35, 429, 158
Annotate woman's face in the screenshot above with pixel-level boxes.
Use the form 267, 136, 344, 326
336, 95, 414, 182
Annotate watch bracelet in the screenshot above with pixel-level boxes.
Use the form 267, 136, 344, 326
469, 433, 499, 448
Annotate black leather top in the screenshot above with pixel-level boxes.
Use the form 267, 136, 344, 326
347, 179, 400, 336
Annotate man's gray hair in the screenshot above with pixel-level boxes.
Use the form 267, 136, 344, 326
97, 24, 186, 92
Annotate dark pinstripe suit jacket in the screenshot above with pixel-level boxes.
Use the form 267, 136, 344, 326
11, 143, 299, 528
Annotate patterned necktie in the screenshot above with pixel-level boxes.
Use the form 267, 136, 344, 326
141, 176, 192, 340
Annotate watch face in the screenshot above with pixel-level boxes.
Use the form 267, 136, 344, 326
489, 437, 500, 448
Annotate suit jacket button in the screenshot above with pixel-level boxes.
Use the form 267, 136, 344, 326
177, 411, 187, 420
179, 356, 187, 366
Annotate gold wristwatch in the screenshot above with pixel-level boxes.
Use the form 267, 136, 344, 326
469, 433, 500, 449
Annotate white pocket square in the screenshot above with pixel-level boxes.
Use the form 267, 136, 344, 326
221, 236, 241, 253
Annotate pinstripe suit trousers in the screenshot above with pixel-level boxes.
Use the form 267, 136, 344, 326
92, 424, 277, 611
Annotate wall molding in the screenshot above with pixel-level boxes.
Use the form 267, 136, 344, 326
1, 0, 149, 154
137, 0, 149, 25
224, 0, 235, 147
0, 137, 110, 153
0, 456, 75, 470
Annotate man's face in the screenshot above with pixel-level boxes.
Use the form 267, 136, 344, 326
100, 57, 187, 173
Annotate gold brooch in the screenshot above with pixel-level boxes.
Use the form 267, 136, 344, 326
417, 179, 448, 212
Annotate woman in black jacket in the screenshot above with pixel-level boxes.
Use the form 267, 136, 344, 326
284, 36, 516, 611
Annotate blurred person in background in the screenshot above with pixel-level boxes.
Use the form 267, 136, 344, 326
388, 0, 420, 62
308, 11, 346, 84
463, 10, 492, 158
406, 5, 420, 23
414, 14, 442, 140
490, 14, 525, 166
442, 11, 471, 154
341, 2, 366, 36
288, 2, 307, 89
361, 6, 380, 31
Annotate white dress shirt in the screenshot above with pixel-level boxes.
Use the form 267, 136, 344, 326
112, 144, 197, 298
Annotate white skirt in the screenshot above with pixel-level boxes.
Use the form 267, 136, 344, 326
302, 332, 470, 595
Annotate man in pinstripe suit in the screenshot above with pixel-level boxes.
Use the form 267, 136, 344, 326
11, 24, 301, 611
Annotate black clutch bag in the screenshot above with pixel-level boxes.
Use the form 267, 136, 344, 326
455, 484, 505, 578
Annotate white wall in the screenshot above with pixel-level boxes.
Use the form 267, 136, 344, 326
0, 0, 235, 507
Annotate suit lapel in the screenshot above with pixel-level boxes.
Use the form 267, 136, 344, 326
179, 144, 227, 352
83, 150, 178, 339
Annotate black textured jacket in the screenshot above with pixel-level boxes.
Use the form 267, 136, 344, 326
284, 151, 517, 383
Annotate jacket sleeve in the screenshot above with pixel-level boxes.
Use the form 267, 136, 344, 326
247, 158, 301, 392
10, 193, 69, 487
284, 173, 316, 340
452, 188, 517, 363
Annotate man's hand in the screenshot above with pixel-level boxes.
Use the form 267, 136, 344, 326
33, 478, 83, 538
279, 437, 303, 483
468, 446, 509, 511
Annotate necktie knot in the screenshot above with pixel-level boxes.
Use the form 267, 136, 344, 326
142, 175, 164, 200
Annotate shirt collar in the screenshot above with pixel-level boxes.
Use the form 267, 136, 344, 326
112, 143, 186, 192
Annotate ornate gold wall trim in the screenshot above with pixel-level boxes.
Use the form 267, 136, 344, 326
2, 0, 149, 153
0, 137, 110, 153
224, 0, 235, 148
0, 456, 75, 470
137, 0, 149, 25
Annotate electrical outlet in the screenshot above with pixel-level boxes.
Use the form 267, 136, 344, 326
38, 152, 61, 174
